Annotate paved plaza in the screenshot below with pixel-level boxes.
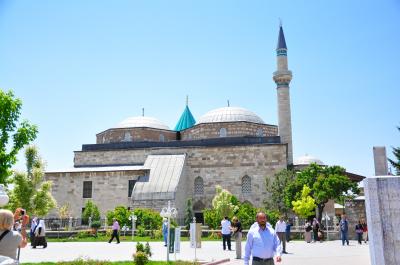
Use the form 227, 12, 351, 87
19, 240, 370, 265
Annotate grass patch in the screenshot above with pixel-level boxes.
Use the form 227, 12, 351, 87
22, 261, 198, 265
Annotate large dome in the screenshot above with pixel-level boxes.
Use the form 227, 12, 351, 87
294, 154, 325, 166
197, 107, 265, 124
114, 116, 170, 130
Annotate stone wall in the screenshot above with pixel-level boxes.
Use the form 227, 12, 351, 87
46, 170, 147, 217
344, 199, 366, 240
96, 127, 176, 144
181, 122, 278, 140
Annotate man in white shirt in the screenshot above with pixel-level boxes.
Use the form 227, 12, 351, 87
275, 216, 287, 254
244, 212, 282, 265
221, 216, 232, 250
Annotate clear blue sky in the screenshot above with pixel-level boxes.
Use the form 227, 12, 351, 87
1, 0, 399, 177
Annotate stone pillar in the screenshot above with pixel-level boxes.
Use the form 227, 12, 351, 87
373, 146, 388, 176
364, 176, 400, 265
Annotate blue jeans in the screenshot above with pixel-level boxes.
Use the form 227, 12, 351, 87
163, 232, 168, 246
341, 231, 349, 245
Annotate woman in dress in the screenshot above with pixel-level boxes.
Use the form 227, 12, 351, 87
33, 219, 47, 248
231, 216, 242, 259
304, 220, 312, 243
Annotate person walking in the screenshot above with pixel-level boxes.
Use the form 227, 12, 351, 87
355, 220, 364, 244
162, 218, 168, 247
275, 216, 287, 254
304, 220, 312, 243
221, 216, 232, 251
0, 209, 28, 260
361, 219, 368, 243
340, 214, 349, 246
29, 217, 37, 246
33, 219, 47, 248
285, 219, 292, 243
231, 216, 242, 259
312, 218, 320, 242
244, 212, 282, 265
108, 218, 120, 244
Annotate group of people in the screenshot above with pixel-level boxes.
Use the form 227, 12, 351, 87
220, 216, 243, 258
304, 218, 323, 243
29, 217, 47, 248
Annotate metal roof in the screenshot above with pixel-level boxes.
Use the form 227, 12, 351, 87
197, 107, 265, 124
46, 165, 146, 173
174, 105, 196, 131
132, 154, 186, 201
277, 26, 287, 50
114, 116, 170, 130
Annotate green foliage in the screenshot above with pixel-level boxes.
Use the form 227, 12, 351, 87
184, 198, 194, 229
8, 145, 56, 216
58, 203, 72, 219
291, 185, 316, 218
90, 220, 101, 229
133, 208, 162, 230
234, 202, 258, 229
265, 169, 296, 214
388, 126, 400, 175
106, 205, 131, 227
136, 242, 145, 252
0, 89, 38, 184
82, 200, 101, 223
133, 251, 149, 265
203, 208, 221, 229
211, 185, 239, 218
265, 209, 280, 226
284, 163, 359, 221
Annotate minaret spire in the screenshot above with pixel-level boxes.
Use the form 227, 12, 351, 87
273, 23, 294, 165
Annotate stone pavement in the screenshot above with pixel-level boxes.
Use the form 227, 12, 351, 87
19, 240, 370, 265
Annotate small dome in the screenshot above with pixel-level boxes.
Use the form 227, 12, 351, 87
198, 107, 264, 124
294, 154, 325, 166
115, 116, 170, 130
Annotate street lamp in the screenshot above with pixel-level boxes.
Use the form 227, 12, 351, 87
0, 184, 9, 207
160, 201, 177, 262
129, 214, 137, 241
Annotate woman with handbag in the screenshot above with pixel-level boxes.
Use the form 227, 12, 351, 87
355, 220, 364, 245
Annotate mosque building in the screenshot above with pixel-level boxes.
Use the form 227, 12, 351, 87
45, 26, 362, 223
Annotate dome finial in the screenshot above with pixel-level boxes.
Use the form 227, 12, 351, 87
279, 17, 282, 28
142, 108, 144, 117
227, 100, 230, 107
186, 95, 189, 106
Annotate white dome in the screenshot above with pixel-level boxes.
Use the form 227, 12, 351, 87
198, 107, 265, 124
115, 116, 170, 130
294, 154, 325, 166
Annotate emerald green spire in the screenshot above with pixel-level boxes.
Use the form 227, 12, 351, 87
174, 98, 196, 131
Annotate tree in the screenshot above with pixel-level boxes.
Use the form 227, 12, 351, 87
0, 89, 38, 184
388, 126, 400, 175
82, 200, 101, 223
265, 169, 296, 214
106, 205, 131, 227
211, 185, 239, 218
291, 185, 316, 218
235, 202, 258, 229
58, 203, 72, 219
184, 198, 193, 229
284, 163, 359, 222
8, 145, 56, 216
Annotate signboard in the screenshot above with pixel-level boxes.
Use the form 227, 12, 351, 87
174, 227, 181, 253
190, 223, 201, 248
169, 227, 175, 253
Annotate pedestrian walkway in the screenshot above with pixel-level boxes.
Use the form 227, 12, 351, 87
19, 240, 370, 265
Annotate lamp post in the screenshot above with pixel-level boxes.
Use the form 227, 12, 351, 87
69, 216, 73, 231
0, 184, 9, 207
160, 201, 177, 262
129, 214, 137, 241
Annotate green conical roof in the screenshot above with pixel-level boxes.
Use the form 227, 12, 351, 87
174, 105, 196, 131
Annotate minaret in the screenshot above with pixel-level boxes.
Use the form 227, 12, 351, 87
273, 23, 294, 165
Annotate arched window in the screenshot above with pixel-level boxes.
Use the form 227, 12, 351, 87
256, 128, 264, 137
194, 177, 204, 195
242, 175, 251, 195
219, 128, 227, 137
159, 134, 165, 142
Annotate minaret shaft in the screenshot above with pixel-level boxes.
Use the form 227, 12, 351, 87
273, 25, 293, 165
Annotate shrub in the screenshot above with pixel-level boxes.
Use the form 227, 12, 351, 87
136, 242, 145, 252
133, 208, 162, 230
82, 200, 101, 224
76, 230, 91, 238
90, 220, 101, 229
144, 242, 152, 257
133, 251, 148, 265
136, 227, 146, 237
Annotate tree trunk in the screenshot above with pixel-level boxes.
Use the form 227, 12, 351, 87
317, 204, 325, 223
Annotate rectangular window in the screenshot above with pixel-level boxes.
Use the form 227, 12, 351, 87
128, 180, 136, 197
83, 181, 92, 198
